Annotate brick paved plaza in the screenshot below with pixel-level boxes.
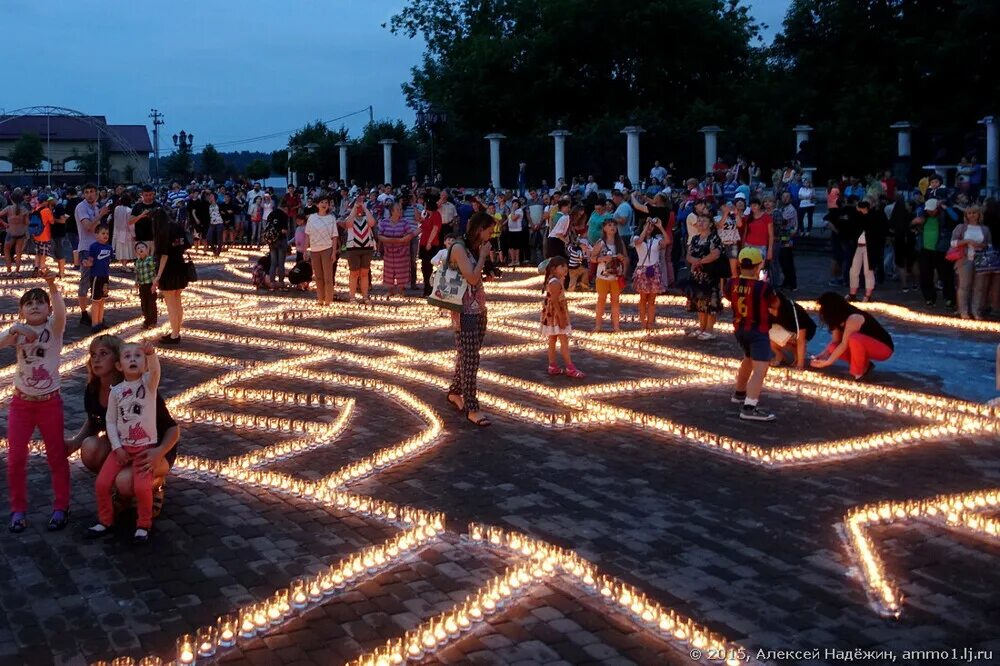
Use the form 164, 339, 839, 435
1, 251, 998, 666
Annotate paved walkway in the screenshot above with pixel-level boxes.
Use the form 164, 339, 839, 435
0, 250, 997, 666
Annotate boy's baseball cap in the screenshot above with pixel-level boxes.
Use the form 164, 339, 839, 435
738, 247, 763, 268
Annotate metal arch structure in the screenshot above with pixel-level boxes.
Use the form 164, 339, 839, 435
0, 105, 150, 182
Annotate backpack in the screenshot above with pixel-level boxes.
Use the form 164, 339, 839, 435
28, 209, 44, 238
261, 220, 281, 246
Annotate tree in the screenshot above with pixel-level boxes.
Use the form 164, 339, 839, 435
200, 143, 226, 178
271, 150, 288, 176
388, 0, 764, 182
164, 150, 192, 179
773, 0, 1000, 176
287, 123, 350, 179
73, 146, 111, 181
245, 159, 271, 181
10, 132, 44, 171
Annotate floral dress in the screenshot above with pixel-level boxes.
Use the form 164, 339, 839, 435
686, 232, 723, 314
540, 277, 572, 336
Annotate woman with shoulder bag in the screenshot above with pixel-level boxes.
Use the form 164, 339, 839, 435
446, 212, 495, 427
950, 205, 997, 319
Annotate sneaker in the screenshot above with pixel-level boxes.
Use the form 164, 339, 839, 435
86, 523, 113, 538
80, 311, 92, 327
925, 300, 934, 306
846, 293, 857, 302
8, 512, 26, 533
740, 404, 776, 422
133, 528, 150, 545
91, 323, 108, 334
731, 391, 747, 404
159, 334, 181, 345
696, 331, 716, 340
862, 293, 874, 303
686, 329, 701, 337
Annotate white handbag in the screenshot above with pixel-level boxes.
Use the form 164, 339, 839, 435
427, 243, 469, 312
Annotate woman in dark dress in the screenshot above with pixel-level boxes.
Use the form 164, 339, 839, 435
65, 335, 180, 514
685, 215, 724, 339
151, 209, 191, 345
810, 292, 894, 380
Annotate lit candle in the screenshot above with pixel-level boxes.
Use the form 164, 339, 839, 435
196, 625, 217, 657
176, 634, 196, 664
217, 614, 238, 647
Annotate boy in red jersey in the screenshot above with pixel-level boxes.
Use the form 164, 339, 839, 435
725, 247, 779, 421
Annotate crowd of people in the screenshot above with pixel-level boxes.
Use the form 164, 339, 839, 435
4, 155, 998, 535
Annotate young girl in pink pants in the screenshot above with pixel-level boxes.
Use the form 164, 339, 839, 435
88, 342, 161, 544
2, 272, 70, 533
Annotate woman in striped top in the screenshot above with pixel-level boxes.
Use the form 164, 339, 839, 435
339, 195, 378, 304
378, 202, 417, 298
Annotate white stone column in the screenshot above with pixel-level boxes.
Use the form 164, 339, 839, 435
620, 126, 645, 186
379, 139, 397, 185
336, 141, 349, 182
484, 133, 505, 189
548, 129, 571, 186
793, 124, 813, 155
698, 126, 723, 175
287, 149, 295, 187
889, 122, 914, 157
980, 116, 998, 197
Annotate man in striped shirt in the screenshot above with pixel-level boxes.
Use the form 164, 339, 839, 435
724, 247, 779, 422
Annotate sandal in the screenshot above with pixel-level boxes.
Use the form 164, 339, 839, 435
564, 364, 586, 379
446, 393, 464, 412
466, 414, 492, 427
547, 364, 563, 376
9, 512, 26, 533
47, 509, 70, 531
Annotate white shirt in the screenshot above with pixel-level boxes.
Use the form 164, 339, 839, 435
246, 191, 262, 213
962, 225, 985, 260
305, 213, 337, 252
507, 209, 524, 233
431, 247, 450, 266
439, 201, 458, 227
633, 235, 663, 268
12, 318, 62, 397
798, 186, 815, 208
107, 373, 159, 450
548, 212, 570, 239
584, 182, 599, 196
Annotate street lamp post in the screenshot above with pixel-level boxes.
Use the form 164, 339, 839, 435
415, 107, 447, 184
172, 130, 194, 180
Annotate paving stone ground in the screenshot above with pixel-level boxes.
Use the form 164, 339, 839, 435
0, 250, 997, 666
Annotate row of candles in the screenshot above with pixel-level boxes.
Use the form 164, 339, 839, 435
347, 563, 541, 666
843, 489, 1000, 617
458, 523, 747, 666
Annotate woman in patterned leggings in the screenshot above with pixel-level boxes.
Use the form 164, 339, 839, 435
446, 212, 496, 427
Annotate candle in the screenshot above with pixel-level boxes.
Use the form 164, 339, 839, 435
290, 578, 308, 609
217, 614, 237, 647
176, 634, 196, 665
196, 626, 217, 657
137, 658, 163, 666
111, 658, 136, 666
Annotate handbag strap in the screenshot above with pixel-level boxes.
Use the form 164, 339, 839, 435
788, 296, 800, 337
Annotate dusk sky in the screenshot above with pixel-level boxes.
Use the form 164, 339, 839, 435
4, 0, 788, 154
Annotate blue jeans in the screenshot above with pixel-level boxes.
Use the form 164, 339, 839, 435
207, 224, 224, 253
269, 244, 287, 282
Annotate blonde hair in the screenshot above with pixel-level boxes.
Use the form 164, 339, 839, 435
86, 334, 124, 392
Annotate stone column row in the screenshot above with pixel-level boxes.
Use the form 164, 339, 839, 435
361, 118, 1000, 195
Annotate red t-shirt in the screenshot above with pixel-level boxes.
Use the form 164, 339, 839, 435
743, 212, 771, 246
725, 277, 777, 333
420, 210, 443, 247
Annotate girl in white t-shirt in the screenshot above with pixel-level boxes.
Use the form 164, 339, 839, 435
89, 342, 161, 544
1, 273, 70, 533
505, 199, 525, 266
